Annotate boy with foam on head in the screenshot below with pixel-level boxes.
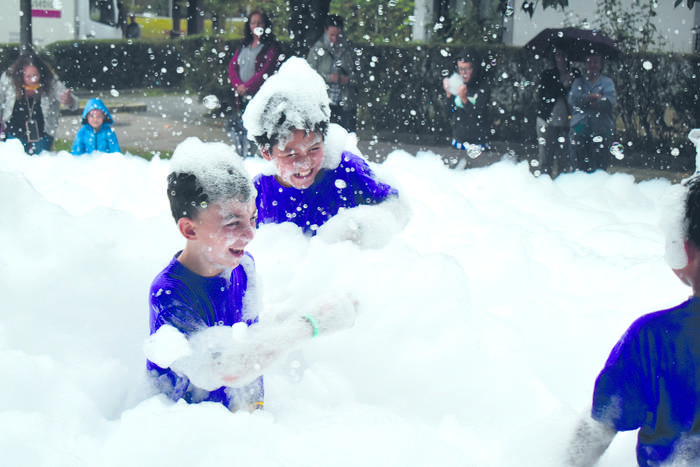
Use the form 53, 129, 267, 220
145, 137, 356, 411
71, 98, 121, 155
242, 57, 410, 248
566, 165, 700, 466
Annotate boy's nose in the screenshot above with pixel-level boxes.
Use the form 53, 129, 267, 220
242, 222, 256, 240
293, 153, 312, 168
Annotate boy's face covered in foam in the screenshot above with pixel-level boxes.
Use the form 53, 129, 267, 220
191, 199, 256, 275
263, 129, 324, 189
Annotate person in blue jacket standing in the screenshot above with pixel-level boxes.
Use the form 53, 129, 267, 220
71, 98, 121, 155
567, 52, 616, 173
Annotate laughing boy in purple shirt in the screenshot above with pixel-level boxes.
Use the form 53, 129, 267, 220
242, 57, 410, 247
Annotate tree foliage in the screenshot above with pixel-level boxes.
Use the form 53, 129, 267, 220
334, 0, 415, 45
594, 0, 664, 52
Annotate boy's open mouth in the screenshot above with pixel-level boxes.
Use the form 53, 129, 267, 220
294, 168, 313, 179
229, 248, 245, 258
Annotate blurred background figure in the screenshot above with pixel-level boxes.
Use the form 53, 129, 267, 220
226, 10, 280, 157
307, 14, 359, 132
124, 14, 141, 39
568, 53, 617, 173
0, 52, 78, 155
535, 49, 580, 177
442, 49, 491, 157
71, 97, 121, 155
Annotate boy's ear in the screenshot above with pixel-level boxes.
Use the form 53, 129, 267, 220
177, 217, 198, 240
260, 148, 273, 161
673, 240, 700, 289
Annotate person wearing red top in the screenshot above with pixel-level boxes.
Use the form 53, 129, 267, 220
226, 10, 280, 158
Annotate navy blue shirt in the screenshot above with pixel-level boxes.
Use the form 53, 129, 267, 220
592, 296, 700, 465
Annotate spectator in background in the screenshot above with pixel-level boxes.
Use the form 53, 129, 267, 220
442, 49, 491, 159
307, 14, 359, 132
226, 9, 280, 157
117, 1, 127, 36
124, 14, 141, 39
71, 98, 121, 155
535, 49, 580, 177
0, 53, 78, 155
568, 52, 616, 173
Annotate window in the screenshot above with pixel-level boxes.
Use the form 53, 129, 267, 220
90, 0, 116, 26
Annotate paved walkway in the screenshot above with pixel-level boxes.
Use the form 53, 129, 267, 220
57, 90, 691, 183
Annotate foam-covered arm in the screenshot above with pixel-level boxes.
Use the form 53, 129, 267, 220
316, 195, 412, 248
564, 415, 617, 466
144, 293, 358, 390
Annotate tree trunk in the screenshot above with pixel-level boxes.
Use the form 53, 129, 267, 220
20, 0, 33, 54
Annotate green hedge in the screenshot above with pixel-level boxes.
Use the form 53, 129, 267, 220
45, 39, 186, 89
33, 37, 700, 166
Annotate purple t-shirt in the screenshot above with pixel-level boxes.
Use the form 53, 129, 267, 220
147, 252, 263, 411
254, 150, 398, 234
592, 296, 700, 466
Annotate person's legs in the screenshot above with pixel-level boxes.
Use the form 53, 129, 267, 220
28, 135, 54, 154
568, 128, 584, 173
550, 125, 570, 177
226, 113, 250, 157
589, 135, 612, 172
536, 117, 549, 174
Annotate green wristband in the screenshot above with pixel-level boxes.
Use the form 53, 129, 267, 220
302, 315, 319, 338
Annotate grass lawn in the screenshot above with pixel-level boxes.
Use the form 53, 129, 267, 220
53, 139, 172, 160
137, 16, 244, 39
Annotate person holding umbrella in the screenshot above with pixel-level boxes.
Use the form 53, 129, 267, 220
535, 49, 580, 177
568, 52, 617, 173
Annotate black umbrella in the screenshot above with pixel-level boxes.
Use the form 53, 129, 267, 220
524, 27, 621, 61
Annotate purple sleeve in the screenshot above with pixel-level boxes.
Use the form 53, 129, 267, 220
150, 276, 208, 337
591, 318, 651, 431
342, 152, 398, 206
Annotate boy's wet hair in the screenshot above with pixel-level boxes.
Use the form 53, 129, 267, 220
242, 57, 331, 153
251, 97, 329, 151
684, 176, 700, 247
166, 140, 255, 222
167, 172, 207, 221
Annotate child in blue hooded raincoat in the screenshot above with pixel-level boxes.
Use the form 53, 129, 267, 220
71, 98, 121, 155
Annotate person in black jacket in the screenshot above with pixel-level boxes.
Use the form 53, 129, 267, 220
535, 50, 580, 177
442, 49, 491, 159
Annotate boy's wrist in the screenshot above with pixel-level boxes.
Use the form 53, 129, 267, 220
301, 315, 319, 338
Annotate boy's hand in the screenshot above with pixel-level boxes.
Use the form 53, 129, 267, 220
307, 292, 358, 336
169, 324, 277, 390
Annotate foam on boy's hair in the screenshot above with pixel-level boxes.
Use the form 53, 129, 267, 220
242, 57, 330, 150
167, 137, 255, 221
